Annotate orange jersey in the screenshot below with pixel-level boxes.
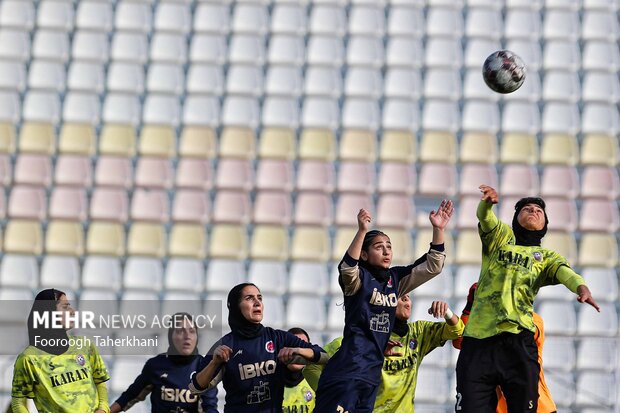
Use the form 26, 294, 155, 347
496, 313, 556, 413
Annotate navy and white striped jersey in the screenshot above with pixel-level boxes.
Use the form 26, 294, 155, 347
115, 354, 218, 413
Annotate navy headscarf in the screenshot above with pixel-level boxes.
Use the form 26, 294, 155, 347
166, 312, 200, 365
227, 283, 264, 339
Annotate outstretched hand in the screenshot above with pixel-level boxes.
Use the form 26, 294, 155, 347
479, 185, 499, 204
576, 285, 601, 312
384, 339, 403, 357
429, 199, 454, 230
357, 208, 372, 232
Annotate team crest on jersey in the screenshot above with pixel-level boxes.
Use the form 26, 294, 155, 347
304, 389, 313, 402
386, 277, 393, 288
533, 252, 542, 261
409, 339, 417, 350
265, 340, 275, 353
75, 354, 85, 366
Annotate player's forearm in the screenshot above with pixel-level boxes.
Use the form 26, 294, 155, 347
96, 382, 111, 413
397, 248, 446, 295
431, 226, 445, 245
556, 265, 586, 293
339, 253, 362, 296
11, 397, 28, 413
477, 200, 499, 232
346, 229, 366, 260
190, 361, 221, 394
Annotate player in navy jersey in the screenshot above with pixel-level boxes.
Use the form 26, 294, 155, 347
189, 283, 328, 412
313, 202, 453, 413
110, 313, 218, 413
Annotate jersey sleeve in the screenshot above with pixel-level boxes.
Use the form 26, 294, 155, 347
415, 320, 463, 357
11, 355, 35, 399
395, 247, 446, 296
477, 202, 512, 255
200, 386, 219, 413
338, 252, 363, 296
114, 359, 153, 409
280, 330, 325, 363
88, 339, 110, 384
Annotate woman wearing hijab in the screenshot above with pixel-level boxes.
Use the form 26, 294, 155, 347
189, 283, 328, 412
110, 312, 218, 413
11, 289, 110, 413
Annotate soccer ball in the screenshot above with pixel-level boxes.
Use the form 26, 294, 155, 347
482, 50, 526, 94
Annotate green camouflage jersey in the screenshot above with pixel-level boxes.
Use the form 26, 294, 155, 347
12, 336, 109, 412
281, 378, 315, 413
464, 205, 585, 339
303, 319, 464, 413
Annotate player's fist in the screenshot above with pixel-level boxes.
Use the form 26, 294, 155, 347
428, 301, 450, 318
213, 345, 233, 364
384, 339, 403, 357
429, 199, 454, 230
463, 283, 478, 315
479, 185, 499, 204
357, 208, 372, 232
278, 347, 300, 364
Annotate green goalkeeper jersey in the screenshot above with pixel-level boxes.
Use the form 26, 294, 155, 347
12, 336, 109, 412
303, 319, 464, 412
464, 205, 585, 339
281, 378, 315, 413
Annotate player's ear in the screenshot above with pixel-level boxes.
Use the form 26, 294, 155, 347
360, 250, 368, 261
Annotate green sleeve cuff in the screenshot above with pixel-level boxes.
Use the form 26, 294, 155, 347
556, 265, 586, 293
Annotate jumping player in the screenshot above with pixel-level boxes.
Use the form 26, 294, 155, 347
189, 283, 328, 412
281, 327, 316, 413
304, 294, 464, 412
11, 289, 110, 413
110, 312, 218, 413
455, 185, 599, 412
313, 201, 453, 413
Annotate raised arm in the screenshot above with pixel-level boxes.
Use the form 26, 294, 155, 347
189, 345, 231, 394
556, 266, 600, 312
477, 185, 499, 232
340, 209, 371, 296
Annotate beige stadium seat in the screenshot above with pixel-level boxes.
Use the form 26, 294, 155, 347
258, 128, 296, 160
179, 126, 216, 158
250, 225, 289, 261
540, 133, 579, 165
139, 125, 176, 158
0, 123, 16, 153
291, 227, 330, 262
299, 129, 336, 161
209, 224, 248, 260
500, 133, 539, 164
18, 122, 55, 154
542, 231, 578, 265
455, 229, 482, 265
386, 229, 414, 265
45, 221, 84, 256
415, 228, 454, 265
339, 130, 377, 162
420, 131, 457, 164
580, 134, 620, 166
578, 233, 618, 268
379, 130, 416, 163
127, 222, 166, 258
168, 223, 206, 259
99, 124, 136, 156
86, 222, 125, 256
332, 227, 357, 261
460, 132, 498, 164
4, 220, 42, 255
219, 127, 255, 159
58, 123, 96, 155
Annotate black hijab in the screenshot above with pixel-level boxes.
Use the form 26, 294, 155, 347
27, 289, 69, 355
283, 327, 310, 388
166, 312, 199, 365
511, 197, 549, 247
227, 283, 264, 339
360, 230, 391, 282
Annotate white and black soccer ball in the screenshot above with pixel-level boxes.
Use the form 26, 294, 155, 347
482, 50, 526, 94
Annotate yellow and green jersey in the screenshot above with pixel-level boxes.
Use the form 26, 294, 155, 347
465, 211, 585, 339
281, 378, 315, 413
12, 336, 109, 412
303, 319, 464, 412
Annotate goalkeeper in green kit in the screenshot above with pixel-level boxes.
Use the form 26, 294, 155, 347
455, 185, 600, 413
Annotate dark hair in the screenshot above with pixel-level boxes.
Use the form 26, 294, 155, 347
287, 327, 310, 342
514, 197, 546, 213
361, 230, 389, 252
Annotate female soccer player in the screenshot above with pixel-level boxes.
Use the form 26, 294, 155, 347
304, 294, 464, 412
109, 312, 218, 413
189, 283, 328, 412
282, 328, 316, 413
455, 185, 599, 413
11, 289, 110, 413
313, 201, 453, 413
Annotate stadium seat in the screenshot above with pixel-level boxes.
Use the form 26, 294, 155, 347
425, 38, 463, 69
388, 6, 424, 37
40, 256, 80, 291
543, 9, 579, 41
459, 164, 498, 197
424, 68, 461, 101
168, 224, 206, 259
337, 161, 375, 194
581, 166, 620, 199
417, 163, 457, 197
187, 64, 224, 96
376, 194, 415, 229
304, 66, 341, 98
454, 265, 482, 296
32, 30, 70, 63
540, 165, 579, 199
327, 296, 345, 332
502, 102, 541, 135
542, 231, 578, 264
460, 133, 498, 164
248, 261, 287, 295
268, 35, 305, 67
386, 37, 423, 68
229, 34, 266, 66
103, 93, 141, 127
335, 194, 374, 227
349, 5, 385, 37
63, 92, 100, 126
86, 222, 125, 257
455, 230, 482, 265
289, 262, 329, 296
537, 301, 577, 335
130, 189, 169, 223
456, 196, 481, 230
582, 9, 619, 39
179, 127, 216, 160
0, 0, 34, 30
579, 199, 620, 233
271, 4, 306, 36
579, 233, 618, 268
500, 165, 539, 197
422, 100, 460, 134
254, 160, 292, 192
82, 256, 122, 292
582, 71, 620, 104
0, 29, 30, 63
543, 71, 580, 104
265, 66, 302, 98
580, 134, 620, 167
165, 258, 204, 293
384, 68, 421, 100
115, 1, 152, 33
18, 122, 55, 155
139, 126, 176, 159
0, 61, 25, 93
419, 131, 457, 164
415, 366, 449, 404
345, 67, 382, 100
262, 295, 285, 330
0, 254, 38, 289
110, 357, 151, 393
262, 97, 300, 130
183, 95, 220, 130
59, 125, 96, 156
347, 36, 384, 68
415, 229, 454, 266
542, 336, 575, 371
463, 68, 500, 101
72, 31, 108, 63
250, 226, 289, 261
135, 158, 173, 189
49, 187, 87, 222
76, 1, 112, 32
23, 91, 61, 125
543, 40, 581, 72
466, 9, 502, 39
28, 60, 66, 93
38, 0, 73, 31
286, 296, 326, 330
462, 101, 500, 134
171, 190, 209, 225
545, 371, 575, 408
582, 103, 620, 136
99, 125, 137, 157
575, 373, 617, 408
175, 159, 211, 191
8, 186, 46, 221
151, 33, 188, 67
127, 223, 166, 258
209, 225, 248, 260
582, 267, 619, 302
142, 95, 181, 128
309, 5, 346, 37
427, 8, 463, 38
576, 338, 617, 373
382, 99, 420, 131
90, 188, 129, 223
14, 154, 52, 187
205, 259, 246, 293
330, 228, 357, 262
4, 220, 42, 255
377, 162, 415, 195
212, 190, 251, 225
147, 63, 185, 96
190, 33, 227, 64
253, 192, 292, 226
155, 2, 191, 35
111, 32, 148, 64
543, 198, 578, 232
539, 133, 579, 165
